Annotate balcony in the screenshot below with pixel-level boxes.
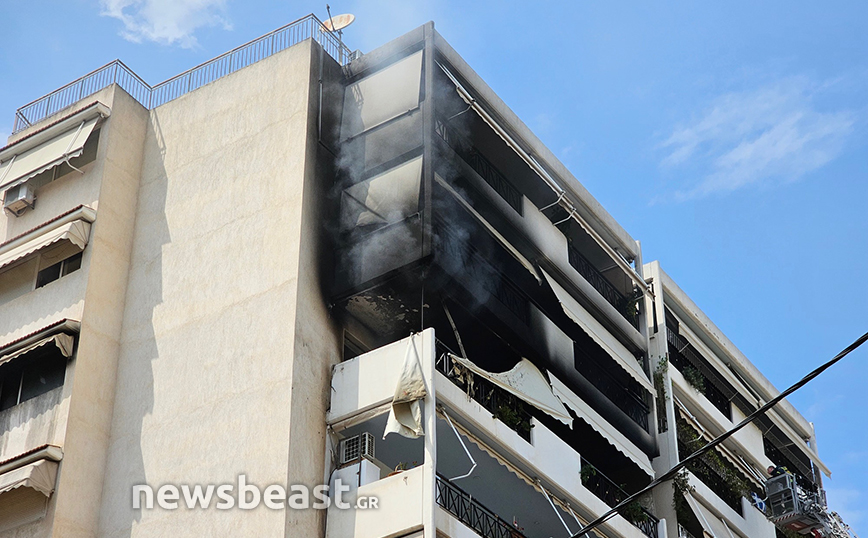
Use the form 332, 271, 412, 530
435, 350, 534, 442
437, 475, 527, 538
434, 116, 643, 337
568, 243, 639, 330
574, 344, 649, 431
666, 328, 731, 420
329, 332, 656, 538
580, 462, 659, 538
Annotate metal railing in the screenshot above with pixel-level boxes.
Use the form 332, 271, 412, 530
436, 474, 528, 538
666, 328, 732, 420
676, 435, 744, 515
574, 345, 650, 431
435, 118, 524, 215
581, 462, 659, 538
13, 14, 355, 133
568, 242, 640, 329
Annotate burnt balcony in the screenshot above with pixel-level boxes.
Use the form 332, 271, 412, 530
568, 243, 640, 330
574, 343, 649, 432
435, 114, 642, 334
436, 350, 533, 443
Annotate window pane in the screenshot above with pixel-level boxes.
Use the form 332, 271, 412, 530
19, 351, 66, 403
0, 362, 24, 410
35, 262, 62, 288
61, 253, 83, 276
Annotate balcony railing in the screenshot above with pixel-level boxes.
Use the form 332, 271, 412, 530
666, 328, 732, 420
436, 475, 527, 538
581, 462, 659, 538
568, 243, 640, 330
574, 345, 649, 431
436, 351, 533, 442
13, 14, 356, 133
678, 440, 743, 515
435, 118, 523, 215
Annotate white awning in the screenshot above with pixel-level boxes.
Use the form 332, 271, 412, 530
541, 269, 653, 392
449, 354, 572, 426
0, 117, 98, 190
341, 50, 423, 139
0, 219, 91, 272
684, 492, 738, 538
435, 173, 540, 282
0, 460, 58, 498
549, 372, 654, 476
0, 333, 74, 368
341, 156, 422, 230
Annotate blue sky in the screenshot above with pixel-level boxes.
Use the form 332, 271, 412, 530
2, 0, 867, 533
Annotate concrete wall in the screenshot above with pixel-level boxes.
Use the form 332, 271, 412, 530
51, 86, 149, 538
96, 39, 340, 538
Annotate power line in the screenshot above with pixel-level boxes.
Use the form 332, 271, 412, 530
571, 330, 868, 538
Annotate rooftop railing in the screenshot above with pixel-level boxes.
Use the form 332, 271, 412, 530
13, 14, 356, 134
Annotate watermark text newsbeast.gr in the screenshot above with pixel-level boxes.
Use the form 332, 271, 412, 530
133, 476, 378, 510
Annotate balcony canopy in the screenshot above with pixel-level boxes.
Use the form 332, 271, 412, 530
542, 269, 653, 392
0, 333, 74, 368
0, 117, 98, 191
0, 459, 58, 498
684, 493, 736, 538
0, 218, 91, 273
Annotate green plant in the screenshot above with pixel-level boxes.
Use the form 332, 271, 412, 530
619, 500, 649, 523
580, 463, 598, 483
671, 468, 695, 521
681, 365, 706, 392
675, 417, 752, 503
620, 289, 644, 319
494, 404, 533, 435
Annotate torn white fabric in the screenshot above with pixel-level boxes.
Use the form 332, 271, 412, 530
449, 354, 571, 426
384, 334, 428, 439
0, 459, 59, 497
549, 372, 654, 476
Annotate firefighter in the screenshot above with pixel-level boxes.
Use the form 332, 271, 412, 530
767, 465, 789, 477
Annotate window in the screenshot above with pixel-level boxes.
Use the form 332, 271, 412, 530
0, 342, 68, 411
35, 252, 82, 289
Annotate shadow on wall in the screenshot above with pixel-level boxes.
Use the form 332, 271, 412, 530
98, 112, 169, 538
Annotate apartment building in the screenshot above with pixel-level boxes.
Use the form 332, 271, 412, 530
0, 13, 846, 538
644, 262, 833, 538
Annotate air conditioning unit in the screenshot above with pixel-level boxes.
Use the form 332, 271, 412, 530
339, 432, 375, 465
3, 183, 36, 216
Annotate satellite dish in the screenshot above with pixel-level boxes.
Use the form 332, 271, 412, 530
323, 13, 355, 32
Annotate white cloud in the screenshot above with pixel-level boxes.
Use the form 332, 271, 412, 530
658, 77, 854, 201
100, 0, 232, 49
